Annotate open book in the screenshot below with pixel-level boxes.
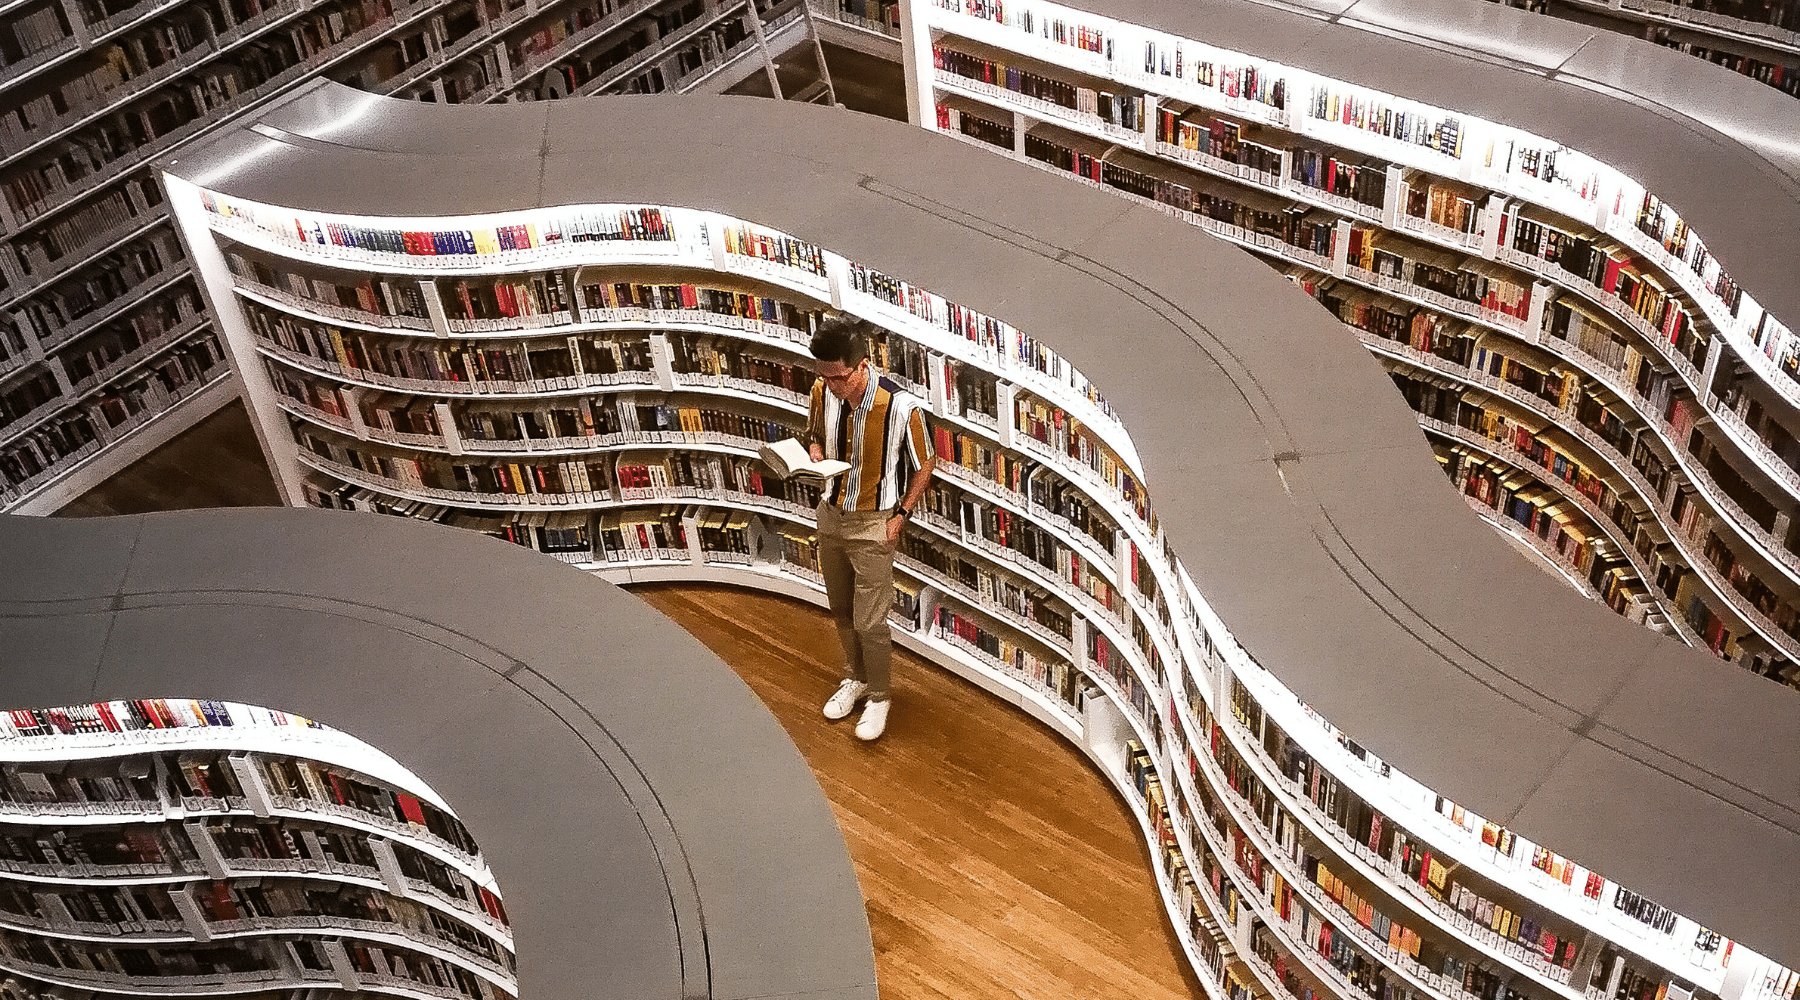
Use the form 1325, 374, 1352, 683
759, 438, 851, 481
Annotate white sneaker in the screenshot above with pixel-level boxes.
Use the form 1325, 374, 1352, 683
855, 699, 889, 741
823, 680, 866, 720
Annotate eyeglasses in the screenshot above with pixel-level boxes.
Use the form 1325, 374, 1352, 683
818, 361, 866, 386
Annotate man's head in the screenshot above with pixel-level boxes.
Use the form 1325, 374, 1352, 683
811, 315, 874, 399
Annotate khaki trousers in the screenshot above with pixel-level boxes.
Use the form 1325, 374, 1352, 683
816, 502, 896, 701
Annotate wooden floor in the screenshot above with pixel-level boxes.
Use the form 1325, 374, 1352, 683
637, 583, 1203, 1000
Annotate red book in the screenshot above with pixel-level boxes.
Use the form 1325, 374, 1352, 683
397, 792, 427, 826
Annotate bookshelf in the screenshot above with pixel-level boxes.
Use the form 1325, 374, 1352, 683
0, 698, 514, 999
906, 0, 1800, 683
0, 0, 827, 516
156, 84, 1800, 1000
1516, 0, 1800, 109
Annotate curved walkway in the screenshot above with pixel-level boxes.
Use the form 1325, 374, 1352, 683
0, 507, 877, 1000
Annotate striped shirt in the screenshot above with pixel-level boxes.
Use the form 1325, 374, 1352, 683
805, 373, 933, 512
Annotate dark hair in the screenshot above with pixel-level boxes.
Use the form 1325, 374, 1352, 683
809, 314, 872, 367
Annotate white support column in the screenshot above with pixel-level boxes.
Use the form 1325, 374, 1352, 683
1526, 282, 1551, 343
745, 2, 784, 100
342, 385, 371, 441
1213, 646, 1233, 727
167, 886, 214, 942
708, 221, 731, 270
32, 892, 73, 928
925, 351, 947, 416
369, 836, 409, 895
1382, 165, 1405, 229
682, 506, 705, 564
435, 402, 463, 455
1141, 94, 1158, 154
494, 41, 514, 87
825, 253, 848, 310
896, 0, 934, 127
1012, 110, 1029, 158
1700, 336, 1725, 403
0, 246, 26, 288
323, 940, 360, 991
1331, 218, 1352, 277
562, 268, 583, 322
183, 822, 230, 879
56, 0, 91, 45
649, 332, 677, 390
1480, 194, 1507, 260
163, 176, 303, 505
226, 753, 275, 818
995, 380, 1015, 448
420, 277, 452, 337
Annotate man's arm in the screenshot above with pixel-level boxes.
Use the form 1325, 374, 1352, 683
805, 380, 825, 462
885, 406, 936, 547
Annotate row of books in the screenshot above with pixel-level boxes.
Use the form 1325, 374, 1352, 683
60, 286, 204, 389
1157, 112, 1283, 177
0, 700, 321, 740
899, 534, 1073, 643
669, 332, 809, 395
13, 182, 153, 278
931, 605, 1080, 707
1408, 183, 1479, 236
1025, 127, 1346, 266
445, 275, 575, 324
1011, 394, 1154, 526
253, 303, 658, 388
205, 191, 672, 252
717, 224, 826, 278
17, 230, 179, 339
580, 280, 820, 332
1304, 86, 1463, 160
1348, 228, 1531, 321
1633, 193, 1740, 311
1452, 456, 1599, 585
1, 19, 209, 153
227, 251, 430, 324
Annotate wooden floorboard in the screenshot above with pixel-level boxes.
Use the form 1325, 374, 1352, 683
635, 583, 1204, 1000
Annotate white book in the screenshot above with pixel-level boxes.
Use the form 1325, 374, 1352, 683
759, 437, 850, 481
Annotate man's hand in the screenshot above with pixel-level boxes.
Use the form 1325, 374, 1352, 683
809, 442, 824, 463
885, 514, 905, 550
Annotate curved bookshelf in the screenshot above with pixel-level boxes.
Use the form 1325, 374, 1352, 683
155, 79, 1800, 1000
0, 706, 514, 1000
912, 0, 1800, 679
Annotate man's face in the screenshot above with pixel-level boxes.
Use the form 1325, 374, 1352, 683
817, 358, 867, 397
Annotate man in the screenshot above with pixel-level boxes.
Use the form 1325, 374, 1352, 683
803, 315, 936, 741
